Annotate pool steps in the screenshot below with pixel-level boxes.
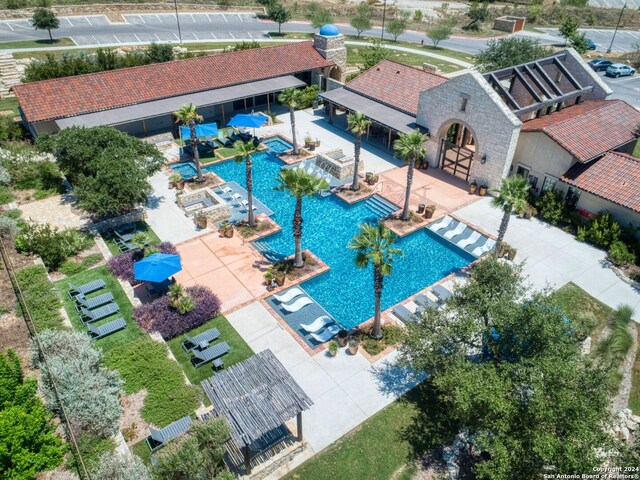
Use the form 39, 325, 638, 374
364, 195, 398, 218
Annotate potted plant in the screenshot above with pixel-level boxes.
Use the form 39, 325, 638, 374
348, 337, 359, 355
219, 222, 234, 238
264, 270, 275, 288
194, 211, 208, 229
497, 242, 509, 258
315, 138, 321, 147
525, 205, 537, 219
417, 204, 426, 214
169, 172, 182, 189
506, 246, 517, 261
304, 135, 313, 148
424, 204, 436, 219
327, 340, 339, 357
337, 330, 349, 347
274, 270, 286, 287
479, 184, 488, 196
469, 180, 477, 195
365, 172, 378, 185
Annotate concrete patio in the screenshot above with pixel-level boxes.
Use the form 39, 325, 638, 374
454, 198, 640, 320
224, 301, 424, 477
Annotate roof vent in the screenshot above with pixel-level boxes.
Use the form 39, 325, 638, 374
396, 70, 400, 74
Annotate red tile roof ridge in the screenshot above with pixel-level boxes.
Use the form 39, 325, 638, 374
520, 99, 611, 131
377, 58, 449, 80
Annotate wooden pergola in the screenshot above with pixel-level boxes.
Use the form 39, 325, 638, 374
201, 349, 313, 474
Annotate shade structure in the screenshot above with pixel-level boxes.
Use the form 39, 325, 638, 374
134, 253, 182, 283
180, 122, 218, 139
227, 114, 268, 129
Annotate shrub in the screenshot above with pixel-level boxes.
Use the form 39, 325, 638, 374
576, 212, 621, 249
92, 451, 151, 480
298, 85, 321, 109
0, 216, 18, 238
535, 190, 566, 226
0, 116, 23, 142
0, 185, 13, 204
30, 329, 123, 438
0, 164, 9, 186
608, 240, 636, 267
133, 285, 221, 339
0, 145, 63, 193
104, 338, 201, 426
15, 222, 93, 270
107, 241, 177, 283
0, 350, 66, 479
59, 253, 103, 277
2, 208, 21, 219
15, 265, 64, 330
67, 435, 116, 475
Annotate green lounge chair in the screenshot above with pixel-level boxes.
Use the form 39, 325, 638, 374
80, 303, 120, 324
67, 279, 105, 299
87, 318, 126, 339
146, 416, 191, 452
181, 328, 221, 352
190, 341, 229, 368
74, 292, 114, 314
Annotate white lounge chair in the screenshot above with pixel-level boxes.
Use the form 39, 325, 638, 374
281, 296, 313, 313
444, 222, 467, 240
241, 199, 257, 211
472, 238, 496, 256
457, 231, 481, 249
300, 315, 334, 333
222, 186, 233, 196
311, 324, 341, 343
273, 287, 304, 303
431, 215, 453, 233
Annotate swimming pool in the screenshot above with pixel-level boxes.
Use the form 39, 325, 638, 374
263, 136, 293, 154
199, 148, 474, 330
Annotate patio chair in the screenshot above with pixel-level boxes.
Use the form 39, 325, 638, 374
443, 222, 467, 240
432, 285, 453, 302
472, 239, 496, 257
310, 324, 341, 343
113, 229, 135, 243
191, 341, 230, 368
67, 279, 105, 299
281, 296, 313, 313
146, 416, 192, 453
80, 303, 120, 324
457, 231, 481, 249
74, 292, 114, 313
181, 327, 221, 352
392, 304, 422, 323
300, 315, 335, 333
222, 186, 233, 197
273, 287, 304, 304
415, 294, 439, 309
241, 199, 257, 211
431, 215, 453, 233
114, 237, 136, 253
86, 317, 126, 340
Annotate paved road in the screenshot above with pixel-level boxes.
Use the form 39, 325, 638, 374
537, 27, 640, 53
0, 13, 635, 106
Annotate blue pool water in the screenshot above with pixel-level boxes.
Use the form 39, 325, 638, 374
196, 150, 474, 330
263, 136, 293, 154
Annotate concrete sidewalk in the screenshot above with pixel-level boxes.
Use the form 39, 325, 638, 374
454, 198, 640, 320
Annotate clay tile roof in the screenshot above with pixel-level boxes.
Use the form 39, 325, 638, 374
520, 100, 640, 162
345, 59, 448, 116
14, 42, 333, 123
561, 151, 640, 213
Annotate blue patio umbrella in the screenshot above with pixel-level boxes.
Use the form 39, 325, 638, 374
134, 253, 182, 283
227, 114, 268, 129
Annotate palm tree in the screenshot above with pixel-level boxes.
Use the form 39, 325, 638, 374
278, 88, 303, 155
234, 139, 262, 227
393, 130, 429, 221
347, 112, 372, 191
349, 223, 404, 339
491, 175, 530, 257
274, 168, 328, 268
174, 104, 204, 182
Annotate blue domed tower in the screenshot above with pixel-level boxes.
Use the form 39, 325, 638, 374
313, 23, 346, 84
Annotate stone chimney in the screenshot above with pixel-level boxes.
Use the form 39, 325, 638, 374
313, 24, 346, 84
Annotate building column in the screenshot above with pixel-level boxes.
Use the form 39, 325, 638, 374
387, 129, 392, 150
244, 98, 247, 112
244, 446, 251, 474
267, 94, 270, 113
297, 412, 303, 442
329, 102, 334, 125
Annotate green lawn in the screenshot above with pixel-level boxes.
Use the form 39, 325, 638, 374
346, 45, 463, 74
0, 96, 19, 116
0, 38, 75, 50
131, 438, 152, 465
104, 337, 202, 427
551, 282, 612, 341
54, 266, 145, 351
284, 384, 448, 480
167, 315, 254, 386
102, 221, 161, 256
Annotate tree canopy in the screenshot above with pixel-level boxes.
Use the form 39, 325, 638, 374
426, 24, 452, 47
0, 349, 66, 479
267, 2, 292, 35
350, 4, 372, 38
359, 41, 390, 71
398, 258, 616, 478
386, 18, 407, 42
475, 37, 554, 72
36, 126, 164, 216
31, 7, 59, 41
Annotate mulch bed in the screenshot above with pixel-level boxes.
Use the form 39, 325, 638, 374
335, 182, 374, 204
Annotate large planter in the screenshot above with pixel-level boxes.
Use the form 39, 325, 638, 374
348, 338, 359, 355
417, 204, 426, 214
424, 207, 435, 219
507, 248, 517, 261
177, 180, 186, 190
365, 172, 378, 186
196, 216, 208, 229
275, 274, 286, 287
479, 185, 488, 196
337, 330, 349, 347
469, 183, 477, 195
225, 227, 234, 238
497, 243, 508, 258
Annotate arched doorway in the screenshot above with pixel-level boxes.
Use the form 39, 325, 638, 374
438, 122, 476, 182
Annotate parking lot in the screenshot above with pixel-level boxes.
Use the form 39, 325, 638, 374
538, 27, 640, 53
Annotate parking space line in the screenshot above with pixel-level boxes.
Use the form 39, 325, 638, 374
206, 13, 213, 22
137, 14, 145, 24
85, 16, 92, 25
221, 14, 228, 22
173, 33, 180, 40
156, 14, 162, 23
229, 31, 235, 39
91, 35, 100, 45
237, 13, 244, 22
134, 34, 142, 42
154, 33, 161, 41
193, 33, 199, 40
113, 35, 121, 43
5, 22, 13, 31
189, 13, 195, 22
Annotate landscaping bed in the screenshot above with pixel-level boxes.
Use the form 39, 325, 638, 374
234, 215, 281, 241
102, 221, 161, 256
167, 314, 254, 386
335, 182, 373, 204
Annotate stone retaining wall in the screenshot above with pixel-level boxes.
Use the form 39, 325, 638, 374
91, 209, 146, 234
315, 148, 361, 180
177, 187, 231, 224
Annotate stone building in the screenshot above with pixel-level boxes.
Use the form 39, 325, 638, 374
312, 24, 347, 87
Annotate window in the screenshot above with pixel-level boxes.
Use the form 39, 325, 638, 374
540, 176, 557, 195
516, 165, 530, 178
460, 97, 468, 112
565, 187, 581, 209
528, 175, 539, 190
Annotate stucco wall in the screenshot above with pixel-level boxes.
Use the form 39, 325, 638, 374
416, 71, 522, 188
512, 131, 577, 191
572, 188, 640, 229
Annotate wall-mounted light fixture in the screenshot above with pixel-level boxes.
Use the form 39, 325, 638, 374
481, 154, 487, 165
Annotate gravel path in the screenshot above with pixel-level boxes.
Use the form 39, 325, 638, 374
612, 321, 638, 412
